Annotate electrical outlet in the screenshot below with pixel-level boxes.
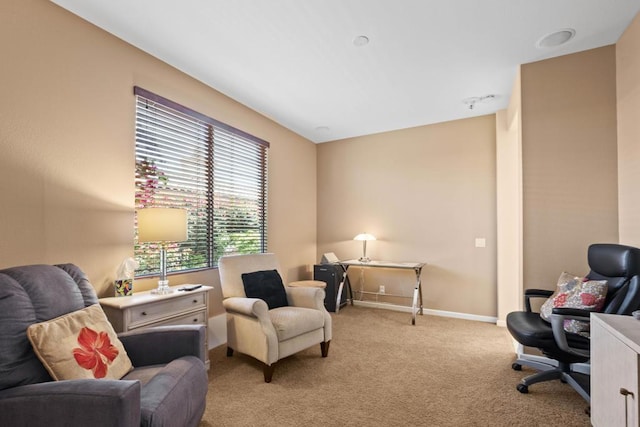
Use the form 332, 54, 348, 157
379, 285, 385, 294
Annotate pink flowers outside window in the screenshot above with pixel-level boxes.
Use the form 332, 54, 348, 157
72, 327, 119, 378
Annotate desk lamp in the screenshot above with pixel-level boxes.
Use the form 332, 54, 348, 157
353, 233, 376, 263
137, 207, 188, 294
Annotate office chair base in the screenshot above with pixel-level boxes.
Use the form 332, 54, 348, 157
516, 364, 590, 403
512, 356, 558, 374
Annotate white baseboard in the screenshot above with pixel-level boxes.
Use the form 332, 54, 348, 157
208, 313, 227, 349
351, 300, 498, 324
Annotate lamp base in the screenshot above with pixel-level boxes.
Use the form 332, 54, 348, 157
151, 279, 174, 295
358, 257, 371, 263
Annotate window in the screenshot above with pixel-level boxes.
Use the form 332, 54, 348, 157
134, 86, 268, 277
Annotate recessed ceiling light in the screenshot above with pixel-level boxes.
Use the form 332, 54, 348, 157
315, 126, 330, 132
536, 29, 576, 48
353, 35, 370, 47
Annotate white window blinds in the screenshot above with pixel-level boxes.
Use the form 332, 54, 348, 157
134, 86, 268, 277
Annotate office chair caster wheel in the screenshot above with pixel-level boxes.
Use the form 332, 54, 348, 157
511, 363, 522, 371
517, 384, 529, 394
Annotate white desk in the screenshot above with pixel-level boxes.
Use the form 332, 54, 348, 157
338, 260, 425, 325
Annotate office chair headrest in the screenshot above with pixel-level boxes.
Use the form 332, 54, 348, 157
588, 243, 640, 278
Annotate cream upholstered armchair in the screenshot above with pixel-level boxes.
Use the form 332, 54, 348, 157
218, 253, 332, 382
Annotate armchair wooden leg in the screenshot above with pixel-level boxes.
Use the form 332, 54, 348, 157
321, 340, 330, 357
263, 364, 275, 383
227, 347, 234, 357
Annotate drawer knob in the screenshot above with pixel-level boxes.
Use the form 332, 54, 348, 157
141, 311, 147, 316
193, 318, 198, 322
193, 299, 198, 303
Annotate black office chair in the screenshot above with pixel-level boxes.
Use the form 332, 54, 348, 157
506, 243, 640, 402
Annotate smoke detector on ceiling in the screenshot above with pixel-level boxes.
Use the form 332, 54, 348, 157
353, 35, 370, 47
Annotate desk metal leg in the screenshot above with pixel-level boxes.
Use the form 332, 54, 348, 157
335, 265, 352, 314
417, 267, 423, 315
411, 267, 424, 325
346, 273, 354, 305
411, 289, 418, 325
336, 280, 344, 314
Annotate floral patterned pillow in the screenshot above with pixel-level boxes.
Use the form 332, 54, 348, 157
540, 272, 607, 336
27, 304, 132, 380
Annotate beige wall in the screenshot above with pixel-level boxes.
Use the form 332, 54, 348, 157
617, 13, 640, 247
496, 68, 523, 326
0, 0, 318, 315
520, 46, 619, 289
317, 116, 497, 317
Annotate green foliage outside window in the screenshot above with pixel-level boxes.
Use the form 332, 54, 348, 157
135, 158, 265, 276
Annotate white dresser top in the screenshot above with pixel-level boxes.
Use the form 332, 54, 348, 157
592, 312, 640, 354
99, 284, 212, 309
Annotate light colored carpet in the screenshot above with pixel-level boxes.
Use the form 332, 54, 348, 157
201, 306, 590, 426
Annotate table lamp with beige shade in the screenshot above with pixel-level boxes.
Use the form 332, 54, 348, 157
137, 207, 188, 294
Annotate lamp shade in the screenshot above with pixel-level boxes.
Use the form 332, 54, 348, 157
353, 233, 376, 241
137, 208, 188, 243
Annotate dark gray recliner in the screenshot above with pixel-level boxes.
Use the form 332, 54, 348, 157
0, 264, 208, 427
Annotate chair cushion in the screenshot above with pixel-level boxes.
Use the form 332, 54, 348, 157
242, 269, 288, 309
27, 304, 133, 380
506, 311, 590, 365
507, 311, 556, 348
506, 311, 590, 352
121, 364, 163, 387
540, 272, 607, 335
269, 307, 325, 341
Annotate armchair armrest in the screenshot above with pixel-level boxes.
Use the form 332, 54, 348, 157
222, 297, 278, 342
285, 286, 325, 310
119, 325, 205, 365
524, 289, 554, 312
0, 379, 140, 427
223, 296, 269, 319
549, 307, 591, 359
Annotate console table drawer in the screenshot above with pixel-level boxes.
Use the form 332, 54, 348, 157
147, 310, 207, 328
129, 293, 206, 328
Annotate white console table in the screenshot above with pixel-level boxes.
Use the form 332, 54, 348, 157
99, 285, 212, 369
338, 260, 425, 325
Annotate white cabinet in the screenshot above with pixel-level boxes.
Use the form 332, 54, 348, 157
99, 285, 211, 369
592, 313, 640, 426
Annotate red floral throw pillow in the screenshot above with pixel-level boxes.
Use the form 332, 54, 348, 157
27, 304, 132, 380
540, 272, 607, 336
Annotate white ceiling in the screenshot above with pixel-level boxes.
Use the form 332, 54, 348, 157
51, 0, 640, 143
